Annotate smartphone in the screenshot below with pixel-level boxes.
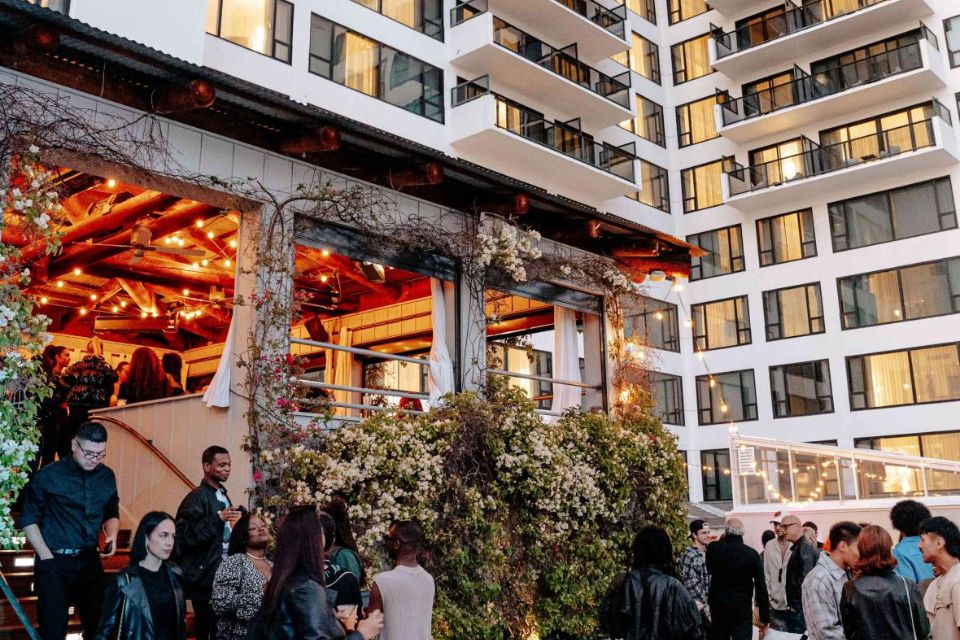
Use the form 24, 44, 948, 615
101, 540, 114, 555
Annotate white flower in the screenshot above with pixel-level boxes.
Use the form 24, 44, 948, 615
29, 144, 40, 153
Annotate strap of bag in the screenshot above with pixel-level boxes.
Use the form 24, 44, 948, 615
901, 575, 918, 640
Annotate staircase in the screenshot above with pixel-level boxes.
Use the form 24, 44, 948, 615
0, 536, 131, 640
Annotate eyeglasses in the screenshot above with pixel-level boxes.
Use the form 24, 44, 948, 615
75, 439, 107, 461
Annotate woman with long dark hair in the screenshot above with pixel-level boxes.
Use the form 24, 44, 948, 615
599, 525, 704, 639
161, 352, 186, 397
36, 345, 70, 467
840, 525, 929, 639
250, 507, 382, 640
211, 513, 273, 640
123, 347, 169, 404
318, 511, 363, 630
96, 511, 186, 640
324, 497, 365, 586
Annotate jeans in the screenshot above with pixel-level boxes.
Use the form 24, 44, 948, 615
708, 612, 753, 640
782, 609, 807, 634
34, 551, 105, 640
770, 608, 792, 631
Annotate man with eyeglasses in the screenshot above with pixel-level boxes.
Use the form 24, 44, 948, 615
20, 420, 120, 640
782, 514, 819, 634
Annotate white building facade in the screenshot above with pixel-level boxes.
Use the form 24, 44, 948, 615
19, 0, 960, 508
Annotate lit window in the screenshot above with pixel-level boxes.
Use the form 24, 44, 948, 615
848, 343, 960, 410
620, 95, 665, 147
691, 296, 751, 351
630, 159, 670, 213
681, 159, 725, 212
687, 225, 744, 281
350, 0, 443, 40
650, 372, 684, 424
615, 0, 656, 24
756, 209, 816, 267
677, 94, 720, 147
206, 0, 294, 62
700, 449, 733, 501
612, 32, 661, 85
696, 370, 757, 425
762, 283, 823, 341
671, 34, 712, 85
26, 0, 69, 12
770, 360, 833, 418
624, 297, 679, 352
669, 0, 709, 25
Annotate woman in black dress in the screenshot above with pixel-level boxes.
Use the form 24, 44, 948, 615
97, 511, 186, 640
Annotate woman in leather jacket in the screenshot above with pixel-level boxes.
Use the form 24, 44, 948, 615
599, 525, 705, 640
248, 507, 382, 640
840, 525, 929, 640
97, 511, 186, 640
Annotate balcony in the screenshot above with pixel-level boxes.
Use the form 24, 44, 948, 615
723, 104, 960, 213
449, 11, 633, 128
452, 0, 628, 62
710, 0, 934, 79
449, 78, 638, 203
708, 0, 763, 17
716, 31, 944, 144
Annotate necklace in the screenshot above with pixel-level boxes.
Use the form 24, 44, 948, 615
246, 552, 266, 561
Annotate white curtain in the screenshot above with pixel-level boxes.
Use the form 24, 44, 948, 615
333, 327, 355, 415
203, 315, 236, 408
427, 278, 455, 405
552, 306, 582, 414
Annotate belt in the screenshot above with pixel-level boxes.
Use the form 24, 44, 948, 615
50, 548, 96, 556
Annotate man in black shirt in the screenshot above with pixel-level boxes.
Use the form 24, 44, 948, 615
782, 514, 819, 633
20, 420, 120, 640
175, 445, 240, 640
706, 518, 769, 640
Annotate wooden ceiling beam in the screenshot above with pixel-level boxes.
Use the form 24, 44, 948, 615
20, 190, 175, 264
117, 278, 161, 314
49, 200, 220, 277
91, 259, 236, 290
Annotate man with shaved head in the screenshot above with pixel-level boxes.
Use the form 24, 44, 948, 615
706, 518, 769, 640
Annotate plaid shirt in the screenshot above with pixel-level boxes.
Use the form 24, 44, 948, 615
679, 545, 710, 618
801, 552, 848, 640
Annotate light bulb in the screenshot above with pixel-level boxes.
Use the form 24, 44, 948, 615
224, 259, 232, 267
709, 378, 715, 388
141, 311, 147, 318
106, 178, 117, 189
195, 219, 204, 228
112, 305, 119, 313
229, 240, 237, 249
654, 311, 663, 320
39, 296, 48, 304
120, 301, 127, 308
90, 293, 97, 301
201, 259, 209, 267
183, 288, 190, 296
321, 249, 330, 257
151, 311, 158, 318
56, 280, 64, 288
206, 231, 215, 239
73, 268, 82, 276
192, 262, 199, 269
320, 275, 329, 283
195, 309, 202, 317
80, 307, 88, 316
720, 403, 729, 413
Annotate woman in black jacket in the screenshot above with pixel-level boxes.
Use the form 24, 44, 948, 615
599, 525, 704, 640
840, 524, 929, 640
97, 511, 186, 640
249, 507, 382, 640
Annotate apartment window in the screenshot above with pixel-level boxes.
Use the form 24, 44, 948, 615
947, 16, 960, 67
856, 430, 960, 461
309, 15, 443, 122
763, 283, 824, 341
625, 298, 680, 352
819, 102, 935, 165
681, 159, 724, 212
650, 372, 684, 424
829, 177, 957, 251
206, 0, 293, 62
671, 34, 712, 85
848, 342, 960, 409
742, 70, 797, 118
756, 209, 816, 267
701, 449, 733, 501
748, 138, 812, 186
632, 159, 671, 212
669, 0, 709, 25
839, 257, 960, 329
26, 0, 68, 12
613, 32, 661, 85
691, 296, 751, 351
677, 95, 720, 147
350, 0, 442, 39
687, 225, 744, 281
697, 370, 758, 425
770, 360, 833, 418
617, 0, 656, 24
734, 6, 787, 50
620, 95, 665, 147
811, 29, 924, 76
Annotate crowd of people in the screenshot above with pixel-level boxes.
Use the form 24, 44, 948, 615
34, 339, 191, 470
601, 502, 960, 640
19, 422, 436, 640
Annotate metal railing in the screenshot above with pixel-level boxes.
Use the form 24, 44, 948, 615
731, 435, 960, 508
725, 110, 945, 196
553, 0, 627, 38
486, 367, 601, 417
712, 0, 889, 59
451, 9, 631, 107
451, 78, 636, 182
290, 337, 430, 417
719, 33, 933, 126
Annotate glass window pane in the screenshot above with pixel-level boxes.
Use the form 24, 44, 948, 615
614, 33, 660, 84
682, 160, 724, 212
891, 181, 943, 239
860, 351, 913, 407
911, 345, 960, 403
901, 262, 952, 319
678, 95, 719, 147
673, 34, 712, 84
215, 0, 278, 56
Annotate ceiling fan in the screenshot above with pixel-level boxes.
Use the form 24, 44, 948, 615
79, 220, 206, 262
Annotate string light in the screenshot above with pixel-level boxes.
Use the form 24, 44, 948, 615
89, 294, 97, 301
195, 220, 204, 228
106, 178, 117, 189
79, 307, 88, 316
56, 280, 64, 288
321, 249, 330, 257
112, 305, 119, 313
229, 240, 237, 249
654, 311, 663, 320
120, 301, 127, 308
224, 259, 232, 267
140, 311, 148, 318
39, 296, 48, 305
72, 268, 82, 276
320, 275, 329, 283
192, 262, 199, 269
201, 259, 209, 267
206, 231, 215, 239
183, 288, 190, 296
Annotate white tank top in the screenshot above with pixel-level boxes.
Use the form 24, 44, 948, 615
374, 564, 435, 640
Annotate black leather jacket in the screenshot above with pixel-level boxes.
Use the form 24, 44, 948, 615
840, 570, 929, 640
599, 568, 704, 640
250, 571, 363, 640
62, 355, 117, 407
174, 482, 229, 600
96, 564, 187, 640
785, 538, 819, 611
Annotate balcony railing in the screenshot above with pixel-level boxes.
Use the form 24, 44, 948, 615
452, 0, 626, 38
725, 103, 949, 196
451, 8, 631, 107
719, 30, 936, 127
452, 77, 636, 182
712, 0, 889, 59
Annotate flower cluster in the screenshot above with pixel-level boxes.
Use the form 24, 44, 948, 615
475, 221, 542, 282
0, 147, 63, 547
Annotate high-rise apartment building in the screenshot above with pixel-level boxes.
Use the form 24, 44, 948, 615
6, 0, 960, 511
